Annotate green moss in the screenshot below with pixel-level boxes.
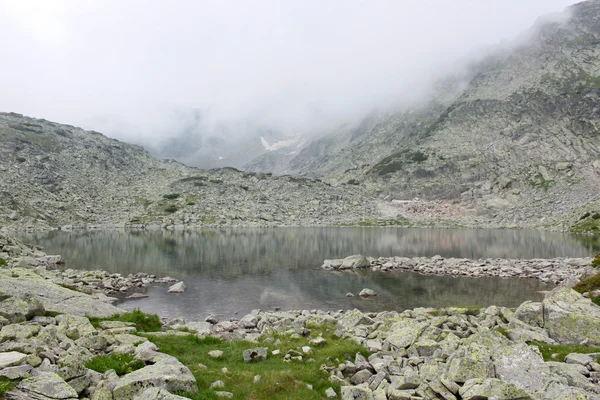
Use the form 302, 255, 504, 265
592, 253, 600, 268
528, 342, 600, 362
134, 197, 152, 207
0, 377, 21, 397
201, 215, 219, 225
85, 353, 145, 376
369, 149, 428, 175
165, 205, 179, 214
571, 219, 600, 233
0, 258, 6, 267
186, 194, 197, 205
146, 322, 366, 400
529, 174, 554, 192
573, 272, 600, 294
88, 309, 162, 332
495, 327, 510, 339
163, 193, 180, 200
15, 156, 26, 163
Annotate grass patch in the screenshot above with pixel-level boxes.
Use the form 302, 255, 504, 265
571, 219, 600, 233
0, 377, 21, 397
529, 174, 553, 192
146, 323, 366, 400
201, 215, 219, 225
85, 353, 145, 376
88, 309, 162, 332
180, 176, 208, 183
165, 205, 179, 214
163, 193, 180, 200
573, 272, 600, 294
134, 197, 153, 207
495, 327, 510, 339
528, 342, 600, 362
0, 258, 6, 267
593, 253, 600, 269
186, 194, 197, 205
369, 149, 428, 176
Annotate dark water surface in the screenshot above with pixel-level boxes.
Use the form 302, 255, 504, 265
21, 228, 599, 320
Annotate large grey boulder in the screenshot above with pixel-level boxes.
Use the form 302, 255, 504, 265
492, 342, 551, 394
542, 288, 600, 345
446, 343, 495, 383
0, 268, 123, 318
7, 372, 78, 399
340, 255, 370, 269
56, 314, 96, 340
384, 319, 429, 350
338, 309, 375, 331
112, 358, 197, 400
547, 361, 600, 394
514, 301, 543, 327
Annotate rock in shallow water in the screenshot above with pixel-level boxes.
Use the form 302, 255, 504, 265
168, 281, 186, 293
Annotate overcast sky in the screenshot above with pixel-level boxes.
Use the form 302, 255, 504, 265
0, 0, 577, 143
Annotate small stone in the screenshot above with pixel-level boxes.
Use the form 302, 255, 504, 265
272, 350, 281, 356
302, 346, 312, 354
325, 387, 337, 398
197, 363, 208, 370
243, 348, 268, 363
309, 337, 327, 347
221, 367, 229, 374
346, 292, 355, 297
215, 391, 233, 398
359, 288, 377, 297
208, 350, 224, 359
126, 293, 149, 299
0, 351, 27, 369
253, 375, 261, 383
210, 380, 225, 389
206, 314, 220, 324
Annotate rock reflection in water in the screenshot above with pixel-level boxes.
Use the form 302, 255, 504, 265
21, 227, 594, 319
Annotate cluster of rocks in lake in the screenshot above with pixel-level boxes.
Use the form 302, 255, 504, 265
323, 254, 595, 285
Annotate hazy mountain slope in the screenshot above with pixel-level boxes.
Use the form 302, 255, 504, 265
246, 0, 600, 230
0, 112, 379, 230
360, 0, 600, 229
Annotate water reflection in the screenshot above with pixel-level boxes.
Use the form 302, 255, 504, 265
20, 228, 597, 319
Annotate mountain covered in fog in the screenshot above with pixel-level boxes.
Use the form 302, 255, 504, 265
245, 0, 600, 231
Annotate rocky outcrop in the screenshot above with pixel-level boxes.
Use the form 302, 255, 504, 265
322, 254, 594, 285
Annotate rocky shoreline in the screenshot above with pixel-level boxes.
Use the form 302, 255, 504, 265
2, 233, 600, 399
322, 254, 595, 285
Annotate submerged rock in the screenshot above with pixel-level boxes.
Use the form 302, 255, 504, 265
168, 281, 186, 293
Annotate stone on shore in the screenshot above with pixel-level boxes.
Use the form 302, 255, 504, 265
243, 348, 268, 363
0, 351, 27, 369
8, 372, 78, 400
542, 288, 600, 345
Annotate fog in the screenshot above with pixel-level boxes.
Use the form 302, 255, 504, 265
0, 0, 576, 166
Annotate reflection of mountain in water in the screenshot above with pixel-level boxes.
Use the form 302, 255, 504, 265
23, 228, 598, 279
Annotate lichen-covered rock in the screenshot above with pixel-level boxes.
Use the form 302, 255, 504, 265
459, 378, 531, 400
492, 342, 551, 394
8, 371, 78, 399
0, 351, 27, 369
0, 268, 123, 318
132, 387, 191, 399
56, 314, 96, 341
542, 288, 600, 345
515, 301, 543, 328
243, 348, 268, 363
539, 383, 600, 400
384, 319, 429, 350
446, 343, 495, 383
340, 255, 370, 270
338, 309, 375, 331
0, 294, 45, 323
341, 385, 374, 400
112, 358, 197, 399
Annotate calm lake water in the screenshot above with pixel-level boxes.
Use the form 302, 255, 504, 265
21, 228, 599, 320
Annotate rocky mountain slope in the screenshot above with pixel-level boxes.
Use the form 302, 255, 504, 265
0, 112, 379, 230
245, 0, 600, 231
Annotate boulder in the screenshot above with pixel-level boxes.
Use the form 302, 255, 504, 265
0, 351, 27, 369
0, 294, 45, 323
446, 343, 495, 383
514, 301, 543, 328
0, 268, 123, 318
384, 319, 429, 349
56, 314, 96, 340
132, 387, 190, 399
338, 309, 375, 331
8, 372, 78, 400
168, 282, 185, 293
340, 255, 370, 270
492, 342, 551, 393
112, 359, 197, 400
542, 288, 600, 345
341, 385, 374, 400
459, 378, 531, 400
359, 289, 377, 297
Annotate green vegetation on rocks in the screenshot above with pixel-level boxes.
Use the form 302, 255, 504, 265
163, 193, 180, 200
527, 342, 600, 362
89, 309, 162, 332
0, 377, 21, 397
0, 257, 6, 266
85, 353, 145, 376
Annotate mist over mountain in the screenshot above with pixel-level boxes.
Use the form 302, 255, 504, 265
0, 0, 577, 168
